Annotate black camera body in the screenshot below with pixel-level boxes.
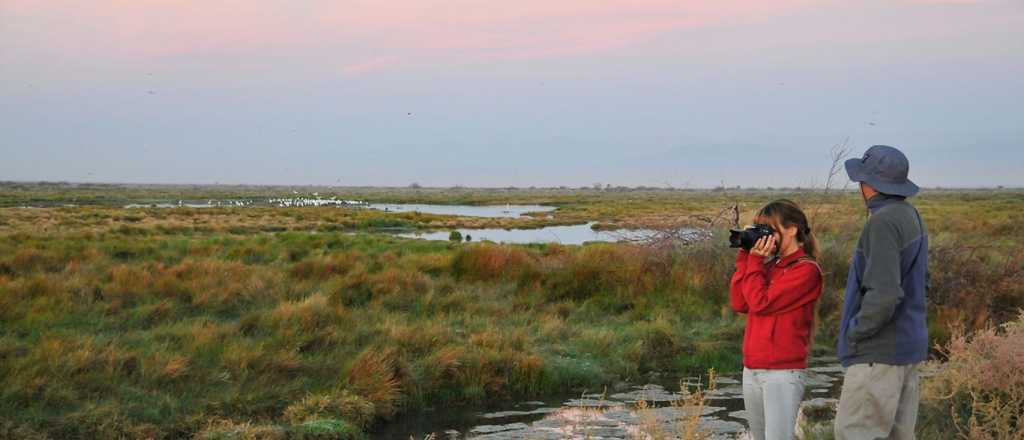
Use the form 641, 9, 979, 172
729, 224, 776, 251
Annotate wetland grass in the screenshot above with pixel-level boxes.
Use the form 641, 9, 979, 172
1, 186, 1022, 438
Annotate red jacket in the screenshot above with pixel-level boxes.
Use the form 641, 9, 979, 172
730, 248, 823, 369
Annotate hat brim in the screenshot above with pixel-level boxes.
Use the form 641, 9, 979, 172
845, 158, 920, 197
845, 158, 867, 183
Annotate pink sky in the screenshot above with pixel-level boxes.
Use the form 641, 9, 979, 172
5, 0, 1000, 77
6, 0, 830, 73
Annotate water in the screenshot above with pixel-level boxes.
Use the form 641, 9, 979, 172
396, 222, 686, 245
119, 200, 691, 245
373, 357, 844, 439
366, 203, 556, 218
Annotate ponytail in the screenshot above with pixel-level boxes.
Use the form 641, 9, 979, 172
801, 228, 820, 260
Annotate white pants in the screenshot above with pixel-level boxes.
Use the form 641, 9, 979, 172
742, 367, 806, 440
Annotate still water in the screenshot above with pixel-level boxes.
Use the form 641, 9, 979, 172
366, 203, 556, 218
397, 222, 671, 245
373, 357, 844, 439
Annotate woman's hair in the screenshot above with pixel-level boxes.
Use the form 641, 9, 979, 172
756, 199, 819, 260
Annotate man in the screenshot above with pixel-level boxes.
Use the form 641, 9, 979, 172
835, 145, 929, 440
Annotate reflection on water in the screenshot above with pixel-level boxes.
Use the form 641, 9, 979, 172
397, 222, 667, 245
373, 357, 844, 440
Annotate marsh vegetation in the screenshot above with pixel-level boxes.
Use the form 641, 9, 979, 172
1, 183, 1021, 439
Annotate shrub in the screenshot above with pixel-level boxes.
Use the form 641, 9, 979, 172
921, 311, 1024, 440
928, 244, 1024, 335
289, 252, 364, 280
9, 248, 65, 273
543, 244, 669, 301
450, 243, 536, 282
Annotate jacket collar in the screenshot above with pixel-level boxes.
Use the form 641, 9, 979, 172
773, 247, 807, 268
867, 193, 907, 214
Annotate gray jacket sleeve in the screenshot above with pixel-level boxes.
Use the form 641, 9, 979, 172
848, 216, 905, 343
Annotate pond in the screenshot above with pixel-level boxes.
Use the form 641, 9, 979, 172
396, 222, 695, 245
372, 357, 844, 439
365, 203, 556, 218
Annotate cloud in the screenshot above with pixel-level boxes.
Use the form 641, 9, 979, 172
4, 0, 820, 73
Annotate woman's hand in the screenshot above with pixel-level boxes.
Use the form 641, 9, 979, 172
750, 235, 777, 257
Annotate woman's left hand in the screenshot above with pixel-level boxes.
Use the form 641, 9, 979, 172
751, 235, 777, 257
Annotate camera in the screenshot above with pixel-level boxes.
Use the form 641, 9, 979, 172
729, 224, 776, 251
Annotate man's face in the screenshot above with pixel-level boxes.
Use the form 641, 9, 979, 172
859, 182, 877, 205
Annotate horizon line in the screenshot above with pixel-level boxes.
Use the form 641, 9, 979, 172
2, 180, 1022, 192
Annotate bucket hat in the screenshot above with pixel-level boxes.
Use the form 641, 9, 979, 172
845, 145, 919, 197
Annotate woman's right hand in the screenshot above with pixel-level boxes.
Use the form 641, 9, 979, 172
750, 235, 777, 257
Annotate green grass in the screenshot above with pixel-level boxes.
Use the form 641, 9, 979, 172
0, 185, 1021, 438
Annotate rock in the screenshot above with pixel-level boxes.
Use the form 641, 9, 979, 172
800, 397, 838, 422
563, 398, 621, 408
715, 377, 741, 385
481, 407, 559, 419
706, 385, 744, 399
809, 364, 845, 374
468, 423, 530, 435
609, 384, 687, 403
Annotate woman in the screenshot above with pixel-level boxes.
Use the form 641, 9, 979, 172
730, 199, 823, 440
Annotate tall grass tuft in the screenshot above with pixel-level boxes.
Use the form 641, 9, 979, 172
345, 347, 403, 419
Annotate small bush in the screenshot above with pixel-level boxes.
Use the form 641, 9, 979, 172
450, 243, 536, 282
289, 252, 364, 280
921, 311, 1024, 440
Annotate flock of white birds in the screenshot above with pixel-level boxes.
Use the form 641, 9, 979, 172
125, 196, 372, 209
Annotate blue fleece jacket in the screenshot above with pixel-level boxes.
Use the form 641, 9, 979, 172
838, 194, 929, 367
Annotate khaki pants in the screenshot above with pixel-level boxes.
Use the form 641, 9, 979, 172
834, 362, 920, 440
